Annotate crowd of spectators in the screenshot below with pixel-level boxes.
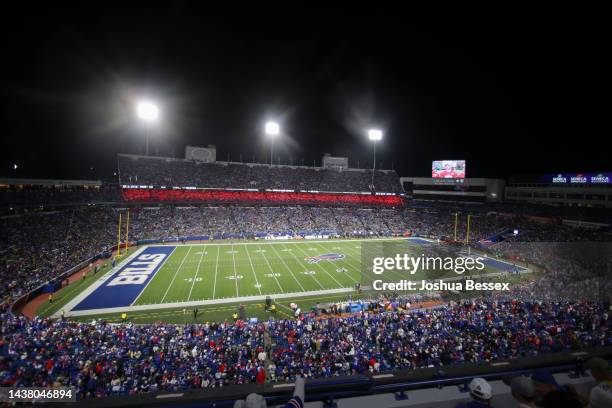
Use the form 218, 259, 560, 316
487, 241, 612, 303
0, 209, 115, 300
0, 297, 609, 399
0, 200, 610, 401
118, 155, 403, 193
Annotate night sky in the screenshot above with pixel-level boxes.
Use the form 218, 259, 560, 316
0, 3, 607, 181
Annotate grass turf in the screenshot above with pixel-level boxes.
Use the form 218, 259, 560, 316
38, 239, 521, 323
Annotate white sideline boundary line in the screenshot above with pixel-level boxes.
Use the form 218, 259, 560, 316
62, 287, 354, 317
56, 237, 529, 318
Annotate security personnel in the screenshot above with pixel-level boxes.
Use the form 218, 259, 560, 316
121, 312, 127, 323
232, 312, 239, 321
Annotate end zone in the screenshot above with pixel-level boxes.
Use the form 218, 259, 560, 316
55, 245, 175, 317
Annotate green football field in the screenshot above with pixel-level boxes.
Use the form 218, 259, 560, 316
134, 240, 364, 304
38, 238, 530, 323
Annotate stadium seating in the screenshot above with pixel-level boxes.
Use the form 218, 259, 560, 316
118, 154, 403, 193
1, 159, 611, 402
1, 297, 609, 399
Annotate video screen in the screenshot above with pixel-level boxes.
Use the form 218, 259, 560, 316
432, 160, 466, 179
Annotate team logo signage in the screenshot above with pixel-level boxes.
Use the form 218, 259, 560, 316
72, 246, 175, 311
305, 253, 345, 264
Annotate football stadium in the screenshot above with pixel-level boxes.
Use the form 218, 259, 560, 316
1, 5, 611, 408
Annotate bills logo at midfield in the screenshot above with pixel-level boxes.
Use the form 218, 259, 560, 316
305, 253, 345, 264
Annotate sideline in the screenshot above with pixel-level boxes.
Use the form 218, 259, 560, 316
62, 287, 355, 317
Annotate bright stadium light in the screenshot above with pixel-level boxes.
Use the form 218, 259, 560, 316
265, 121, 280, 136
136, 100, 159, 122
368, 128, 383, 141
265, 121, 280, 166
367, 128, 383, 188
135, 100, 160, 156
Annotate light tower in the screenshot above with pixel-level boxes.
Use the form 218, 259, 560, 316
265, 121, 280, 166
368, 128, 383, 188
135, 100, 159, 156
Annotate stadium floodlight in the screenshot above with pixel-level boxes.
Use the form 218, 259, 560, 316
135, 100, 160, 156
367, 128, 383, 188
265, 121, 280, 165
368, 128, 383, 141
265, 121, 280, 136
136, 100, 159, 122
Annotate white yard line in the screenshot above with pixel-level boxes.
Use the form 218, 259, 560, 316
56, 237, 534, 319
256, 243, 285, 293
187, 246, 208, 301
340, 241, 403, 283
268, 243, 306, 292
343, 241, 417, 283
161, 246, 193, 303
280, 242, 326, 290
243, 244, 263, 295
231, 243, 239, 297
292, 244, 345, 288
212, 245, 220, 300
312, 242, 360, 285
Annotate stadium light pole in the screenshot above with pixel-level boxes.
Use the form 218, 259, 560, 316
135, 100, 159, 156
368, 129, 383, 188
265, 121, 280, 166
